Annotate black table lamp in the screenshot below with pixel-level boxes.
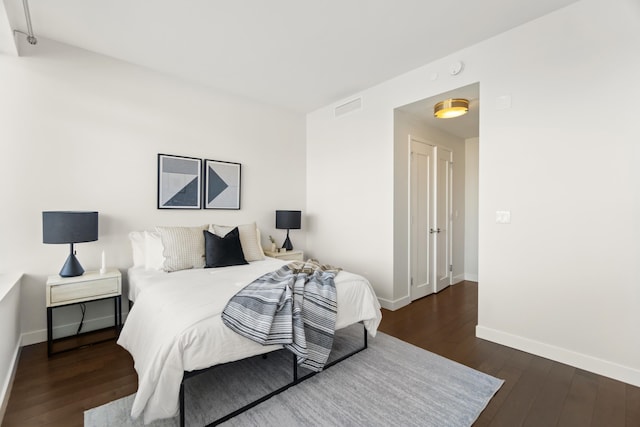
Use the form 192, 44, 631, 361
43, 211, 98, 277
275, 210, 301, 251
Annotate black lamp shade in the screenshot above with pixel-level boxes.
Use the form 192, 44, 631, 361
42, 211, 98, 277
275, 210, 301, 230
43, 211, 98, 244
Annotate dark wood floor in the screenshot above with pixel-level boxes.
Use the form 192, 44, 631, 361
3, 281, 639, 426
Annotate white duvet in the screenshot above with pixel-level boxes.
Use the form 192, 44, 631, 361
118, 258, 382, 424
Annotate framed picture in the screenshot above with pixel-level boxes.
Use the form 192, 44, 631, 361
157, 154, 202, 209
204, 159, 241, 209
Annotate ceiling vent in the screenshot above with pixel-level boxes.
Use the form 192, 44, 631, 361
334, 97, 362, 118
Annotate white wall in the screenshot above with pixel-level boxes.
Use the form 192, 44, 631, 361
0, 274, 21, 422
306, 99, 395, 299
464, 138, 479, 281
0, 38, 306, 344
307, 0, 640, 386
475, 0, 640, 386
391, 109, 466, 309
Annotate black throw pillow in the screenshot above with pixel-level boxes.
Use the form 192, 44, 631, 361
203, 228, 249, 268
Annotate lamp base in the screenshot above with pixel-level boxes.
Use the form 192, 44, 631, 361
281, 230, 293, 251
60, 252, 85, 277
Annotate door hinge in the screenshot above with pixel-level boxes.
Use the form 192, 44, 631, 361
449, 264, 453, 272
410, 277, 414, 286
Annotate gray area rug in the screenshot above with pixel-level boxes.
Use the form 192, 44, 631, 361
85, 325, 503, 426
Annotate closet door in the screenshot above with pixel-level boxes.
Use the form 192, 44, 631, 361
409, 138, 434, 301
409, 137, 452, 300
434, 147, 452, 293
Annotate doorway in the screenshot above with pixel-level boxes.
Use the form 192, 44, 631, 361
393, 82, 479, 307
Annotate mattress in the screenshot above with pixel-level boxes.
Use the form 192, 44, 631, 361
118, 257, 382, 424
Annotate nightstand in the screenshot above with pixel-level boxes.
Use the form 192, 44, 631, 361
46, 269, 122, 356
264, 249, 304, 261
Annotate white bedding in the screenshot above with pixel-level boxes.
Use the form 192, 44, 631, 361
118, 258, 382, 424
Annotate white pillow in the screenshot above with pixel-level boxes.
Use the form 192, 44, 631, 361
256, 228, 265, 257
156, 225, 207, 272
211, 222, 264, 262
144, 231, 165, 271
128, 231, 146, 267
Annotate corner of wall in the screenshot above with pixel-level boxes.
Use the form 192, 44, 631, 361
378, 295, 411, 311
451, 274, 466, 285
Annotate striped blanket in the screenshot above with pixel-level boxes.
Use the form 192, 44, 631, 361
221, 260, 340, 371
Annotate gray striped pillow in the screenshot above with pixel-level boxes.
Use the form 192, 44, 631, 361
156, 225, 208, 272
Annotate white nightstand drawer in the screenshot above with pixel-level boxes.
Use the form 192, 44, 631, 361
275, 253, 304, 261
49, 276, 119, 305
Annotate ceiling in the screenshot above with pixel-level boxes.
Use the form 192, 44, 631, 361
2, 0, 579, 113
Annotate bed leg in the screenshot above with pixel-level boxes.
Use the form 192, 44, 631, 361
293, 353, 298, 382
364, 324, 368, 349
179, 380, 185, 427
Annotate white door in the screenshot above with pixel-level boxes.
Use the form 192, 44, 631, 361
435, 147, 452, 292
409, 138, 434, 300
409, 137, 453, 300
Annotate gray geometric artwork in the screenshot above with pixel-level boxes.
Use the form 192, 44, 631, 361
204, 160, 241, 209
158, 154, 202, 209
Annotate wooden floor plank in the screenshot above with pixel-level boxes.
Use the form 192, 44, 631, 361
627, 384, 640, 425
591, 375, 627, 427
523, 362, 575, 426
474, 355, 527, 427
3, 281, 639, 427
489, 354, 554, 426
557, 369, 599, 426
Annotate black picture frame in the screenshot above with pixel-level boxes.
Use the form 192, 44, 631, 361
203, 159, 241, 210
157, 154, 203, 209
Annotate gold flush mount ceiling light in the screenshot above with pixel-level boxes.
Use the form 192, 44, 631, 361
434, 98, 469, 119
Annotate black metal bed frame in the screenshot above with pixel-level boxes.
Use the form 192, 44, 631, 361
178, 324, 368, 427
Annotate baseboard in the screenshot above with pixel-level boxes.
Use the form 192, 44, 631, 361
0, 342, 20, 424
476, 325, 640, 387
20, 328, 47, 347
464, 273, 478, 282
451, 274, 465, 285
21, 311, 129, 347
378, 295, 411, 311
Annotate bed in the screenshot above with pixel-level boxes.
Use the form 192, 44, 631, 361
118, 240, 382, 425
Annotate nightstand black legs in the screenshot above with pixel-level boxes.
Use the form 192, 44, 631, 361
47, 295, 122, 357
47, 306, 53, 357
114, 295, 122, 331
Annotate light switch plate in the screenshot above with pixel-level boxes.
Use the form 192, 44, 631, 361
496, 210, 511, 224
